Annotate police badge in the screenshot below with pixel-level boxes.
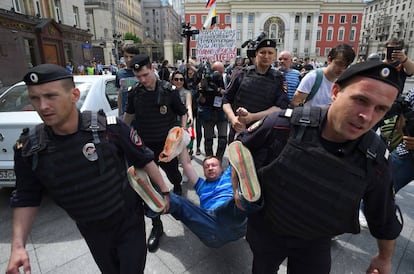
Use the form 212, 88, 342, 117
160, 105, 167, 114
82, 143, 98, 161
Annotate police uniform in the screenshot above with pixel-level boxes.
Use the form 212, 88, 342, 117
237, 61, 403, 273
223, 39, 289, 142
125, 54, 187, 251
12, 64, 155, 274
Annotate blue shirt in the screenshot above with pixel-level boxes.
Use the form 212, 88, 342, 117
195, 166, 233, 210
282, 69, 301, 101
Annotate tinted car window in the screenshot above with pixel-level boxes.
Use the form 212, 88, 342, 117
0, 85, 33, 112
105, 80, 118, 109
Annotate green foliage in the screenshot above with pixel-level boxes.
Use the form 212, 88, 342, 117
124, 33, 142, 44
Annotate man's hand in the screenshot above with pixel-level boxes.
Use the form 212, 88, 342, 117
233, 190, 246, 211
230, 116, 246, 133
366, 255, 391, 274
6, 246, 31, 274
162, 194, 170, 213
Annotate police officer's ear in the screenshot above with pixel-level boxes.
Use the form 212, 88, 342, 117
71, 87, 81, 103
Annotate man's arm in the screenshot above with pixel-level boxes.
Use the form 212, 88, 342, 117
143, 161, 171, 212
180, 113, 188, 128
291, 90, 308, 107
117, 88, 122, 116
238, 106, 281, 125
178, 149, 199, 187
223, 103, 246, 133
6, 207, 38, 274
366, 239, 395, 274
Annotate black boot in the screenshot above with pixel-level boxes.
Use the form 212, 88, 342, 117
148, 218, 163, 252
173, 183, 182, 196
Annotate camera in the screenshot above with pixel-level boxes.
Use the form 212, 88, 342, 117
197, 60, 219, 93
241, 32, 266, 58
391, 95, 414, 136
386, 46, 402, 60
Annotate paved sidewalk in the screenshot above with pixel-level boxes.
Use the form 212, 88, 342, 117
1, 150, 413, 274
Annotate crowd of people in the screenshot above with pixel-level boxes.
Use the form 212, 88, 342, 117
5, 37, 414, 274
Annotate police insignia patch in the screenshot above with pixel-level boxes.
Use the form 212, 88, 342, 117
82, 143, 98, 161
130, 129, 142, 146
248, 119, 263, 132
160, 105, 167, 114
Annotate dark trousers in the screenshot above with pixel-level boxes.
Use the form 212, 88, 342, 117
77, 207, 147, 274
247, 221, 331, 274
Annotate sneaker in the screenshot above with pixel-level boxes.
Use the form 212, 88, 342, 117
228, 141, 261, 202
127, 166, 165, 213
196, 149, 201, 155
159, 127, 191, 163
359, 209, 368, 228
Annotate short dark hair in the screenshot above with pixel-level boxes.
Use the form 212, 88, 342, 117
123, 45, 140, 55
202, 156, 222, 166
328, 43, 356, 67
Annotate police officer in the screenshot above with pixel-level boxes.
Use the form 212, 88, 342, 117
222, 39, 289, 143
123, 54, 187, 252
236, 61, 403, 273
6, 64, 170, 274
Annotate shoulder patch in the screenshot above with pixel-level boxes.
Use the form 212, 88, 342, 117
129, 128, 143, 147
106, 116, 117, 125
248, 118, 264, 132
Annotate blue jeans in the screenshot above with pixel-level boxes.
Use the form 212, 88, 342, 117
390, 150, 414, 193
162, 193, 262, 248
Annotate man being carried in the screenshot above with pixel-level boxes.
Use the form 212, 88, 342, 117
129, 127, 261, 248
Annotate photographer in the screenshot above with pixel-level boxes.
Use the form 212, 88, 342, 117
388, 88, 414, 193
197, 61, 228, 160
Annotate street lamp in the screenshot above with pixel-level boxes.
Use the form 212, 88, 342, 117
113, 33, 122, 64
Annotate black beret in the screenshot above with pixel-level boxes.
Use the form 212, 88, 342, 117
130, 54, 151, 70
256, 39, 276, 51
23, 64, 73, 85
336, 61, 400, 91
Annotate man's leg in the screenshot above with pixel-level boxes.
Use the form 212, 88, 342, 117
203, 120, 215, 157
390, 150, 414, 193
216, 120, 228, 161
159, 157, 183, 195
168, 193, 226, 247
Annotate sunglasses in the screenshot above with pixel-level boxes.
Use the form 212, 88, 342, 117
173, 78, 184, 82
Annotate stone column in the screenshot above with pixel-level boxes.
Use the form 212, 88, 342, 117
164, 39, 174, 64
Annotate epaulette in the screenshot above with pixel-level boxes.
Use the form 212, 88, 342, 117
106, 115, 117, 125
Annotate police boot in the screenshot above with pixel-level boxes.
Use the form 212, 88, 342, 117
173, 182, 182, 196
148, 218, 163, 252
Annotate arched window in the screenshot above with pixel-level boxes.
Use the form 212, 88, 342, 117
269, 23, 278, 39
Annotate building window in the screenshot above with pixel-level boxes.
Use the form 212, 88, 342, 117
318, 15, 323, 23
295, 15, 300, 23
315, 47, 320, 56
236, 29, 241, 40
327, 27, 333, 41
317, 28, 321, 41
248, 29, 253, 40
351, 15, 358, 24
191, 48, 196, 58
325, 47, 331, 56
269, 24, 278, 39
24, 39, 36, 66
54, 0, 62, 23
338, 28, 345, 41
349, 27, 356, 41
307, 15, 312, 23
248, 13, 254, 23
340, 15, 346, 24
190, 15, 196, 24
294, 29, 299, 40
73, 6, 80, 27
225, 15, 231, 24
237, 13, 243, 23
202, 15, 207, 25
305, 30, 310, 40
328, 15, 334, 24
13, 0, 23, 13
293, 48, 298, 56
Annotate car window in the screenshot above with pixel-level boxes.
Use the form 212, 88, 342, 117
105, 80, 118, 110
0, 85, 34, 112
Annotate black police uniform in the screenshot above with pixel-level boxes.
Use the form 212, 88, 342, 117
236, 61, 403, 273
12, 111, 154, 274
223, 42, 289, 142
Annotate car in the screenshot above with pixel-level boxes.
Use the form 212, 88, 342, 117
0, 75, 119, 187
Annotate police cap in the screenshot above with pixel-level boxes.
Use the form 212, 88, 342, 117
256, 39, 276, 51
23, 64, 73, 85
336, 61, 400, 91
130, 54, 151, 70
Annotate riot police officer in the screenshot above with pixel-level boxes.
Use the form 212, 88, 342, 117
123, 54, 187, 252
222, 39, 289, 142
236, 61, 403, 273
6, 64, 170, 274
